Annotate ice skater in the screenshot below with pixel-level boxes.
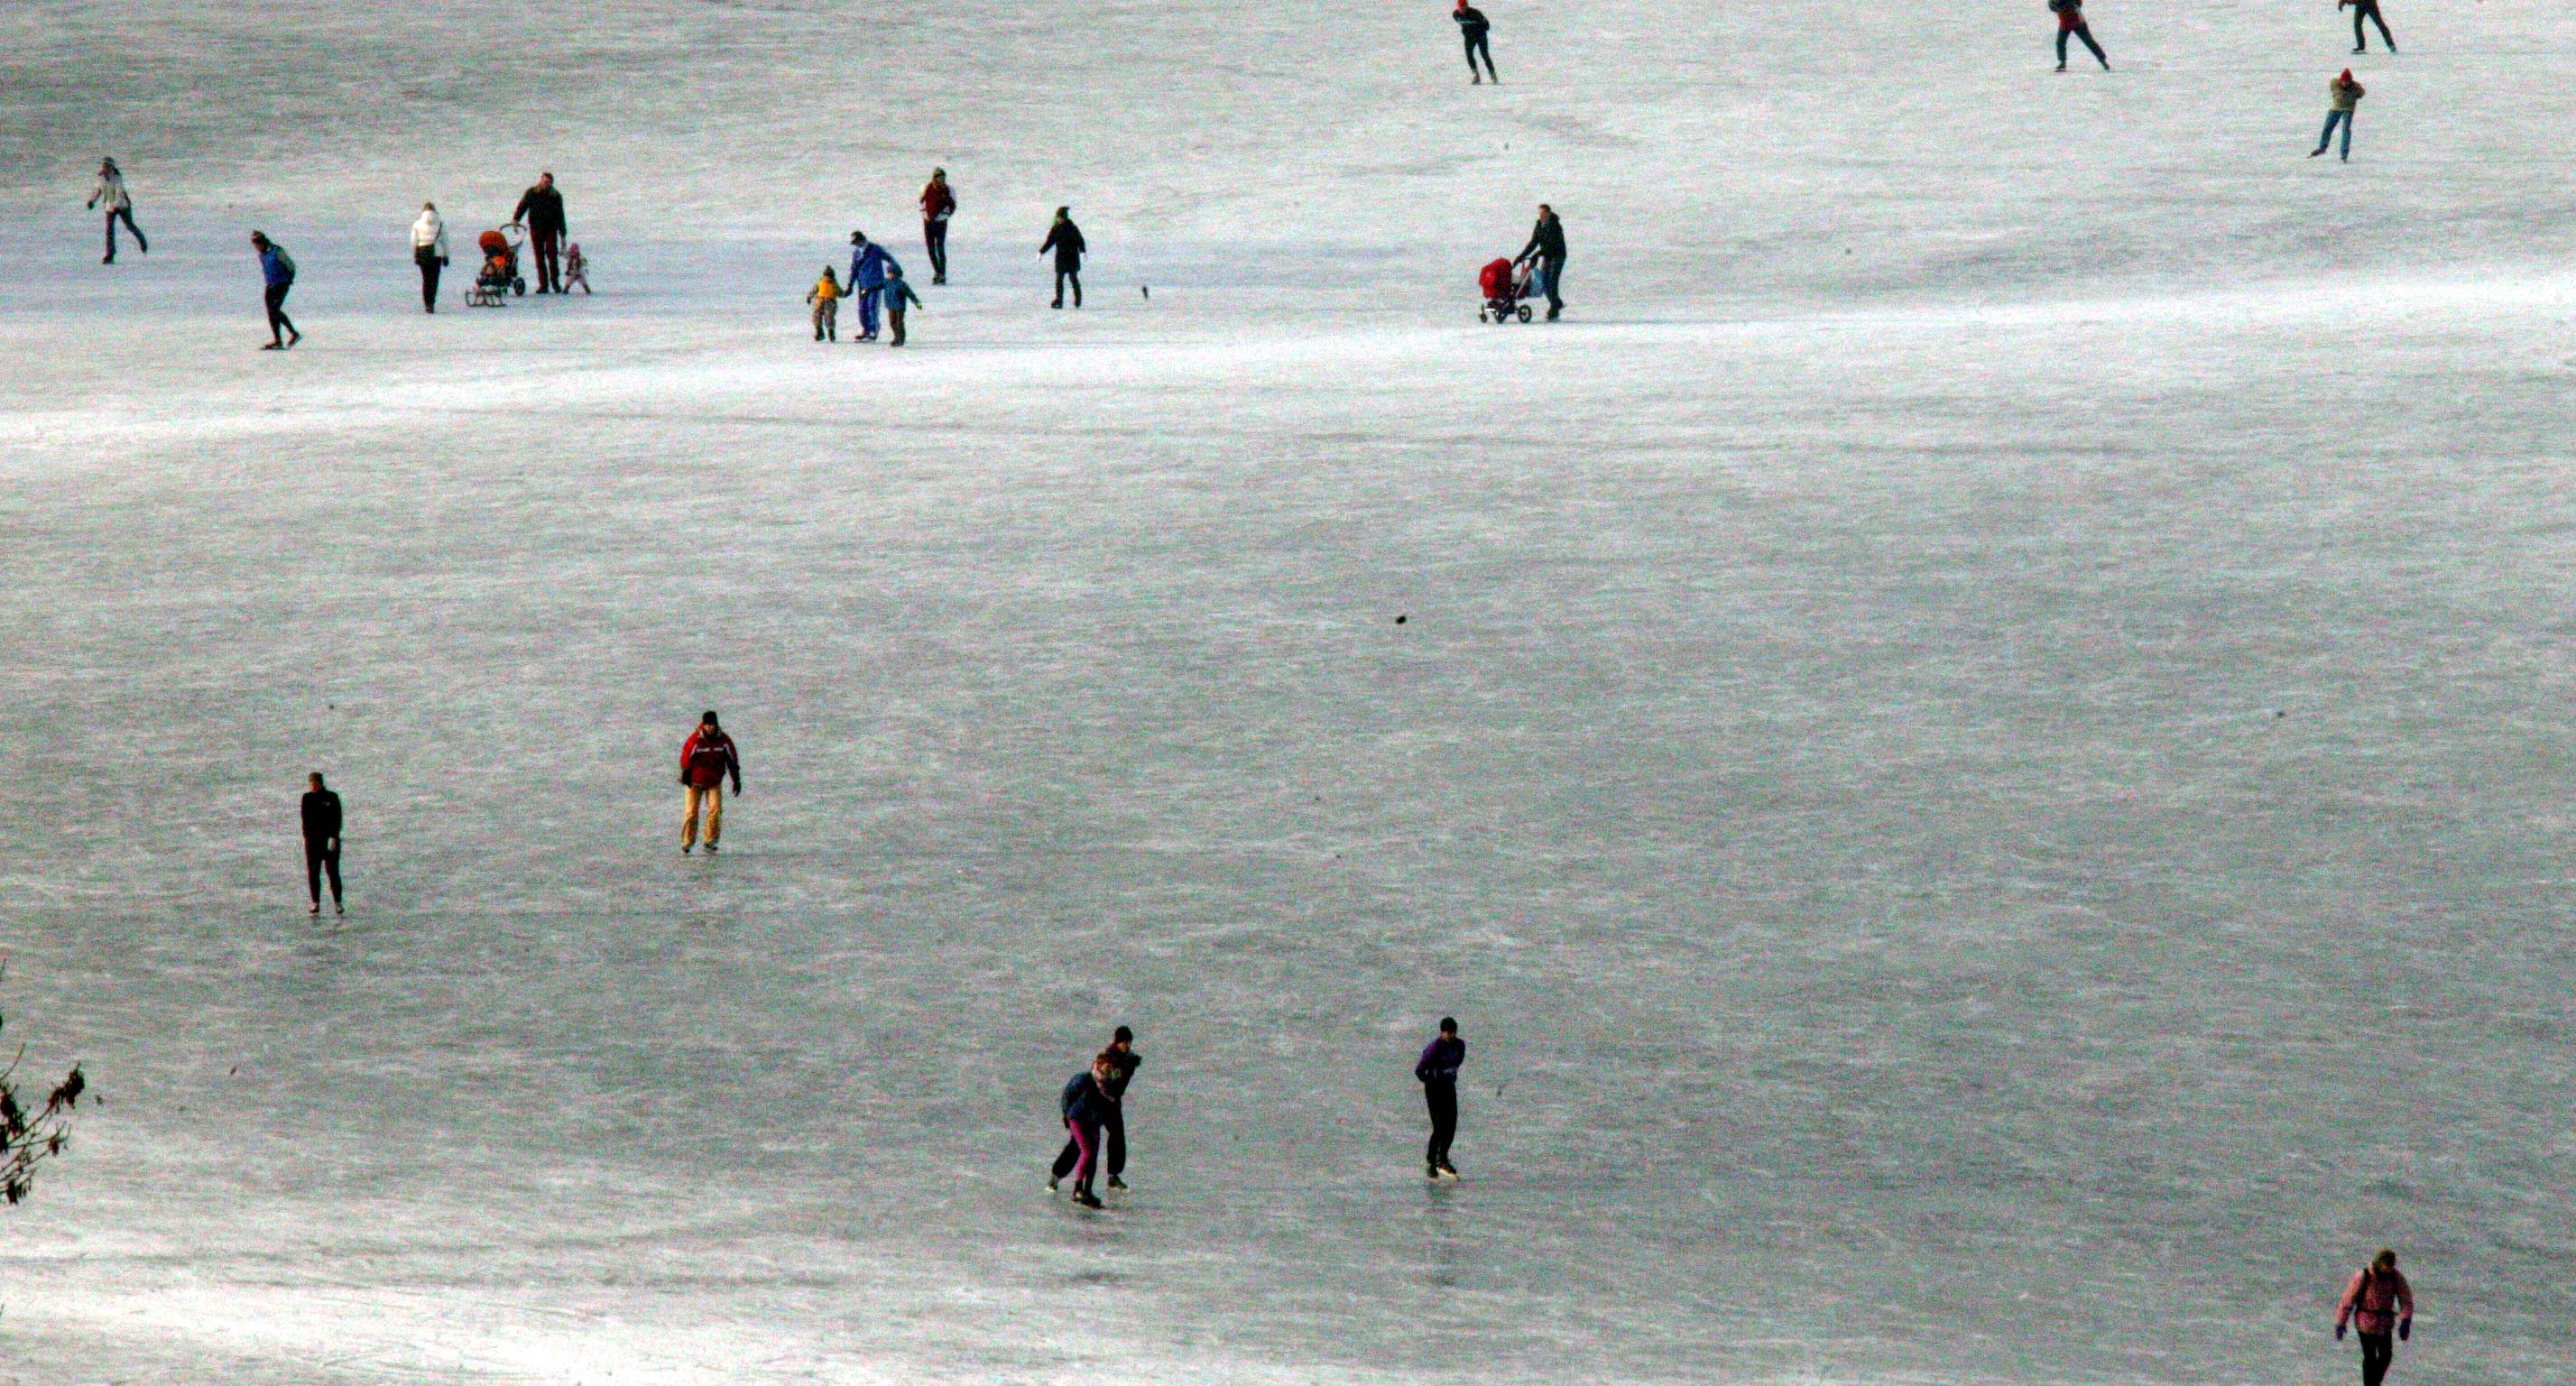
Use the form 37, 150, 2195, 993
846, 232, 896, 340
300, 772, 344, 915
411, 202, 450, 314
679, 710, 742, 855
1512, 203, 1566, 320
512, 171, 569, 293
1040, 207, 1085, 309
2343, 0, 2395, 53
2335, 1249, 2415, 1386
1051, 1051, 1117, 1208
920, 168, 956, 284
1454, 1, 1499, 83
87, 158, 146, 263
250, 231, 300, 350
1052, 1027, 1140, 1192
882, 263, 923, 346
808, 265, 842, 341
2312, 69, 2365, 161
2049, 0, 2110, 72
1415, 1017, 1465, 1178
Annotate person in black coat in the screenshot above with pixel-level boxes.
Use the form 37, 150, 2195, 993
1512, 203, 1566, 320
1454, 2, 1498, 83
1416, 1017, 1465, 1178
300, 772, 344, 915
512, 171, 569, 293
1039, 207, 1085, 310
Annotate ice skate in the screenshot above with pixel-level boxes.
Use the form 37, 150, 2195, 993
1072, 1189, 1103, 1209
1107, 1176, 1127, 1191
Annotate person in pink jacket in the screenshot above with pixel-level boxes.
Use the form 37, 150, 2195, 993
2334, 1249, 2415, 1386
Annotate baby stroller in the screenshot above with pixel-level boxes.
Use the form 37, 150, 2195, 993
1477, 257, 1534, 323
466, 225, 526, 307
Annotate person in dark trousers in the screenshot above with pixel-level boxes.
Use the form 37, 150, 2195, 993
2335, 1249, 2415, 1386
882, 263, 923, 346
2313, 69, 2365, 161
919, 168, 956, 284
1040, 207, 1085, 309
1415, 1017, 1465, 1178
1052, 1027, 1140, 1191
1051, 1051, 1116, 1208
87, 158, 146, 263
1513, 203, 1566, 320
2050, 0, 2110, 72
2343, 0, 2395, 53
1454, 2, 1499, 83
679, 710, 742, 855
411, 202, 449, 313
301, 772, 344, 915
512, 171, 568, 293
250, 232, 300, 350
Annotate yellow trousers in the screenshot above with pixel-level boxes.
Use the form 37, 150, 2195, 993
684, 783, 724, 846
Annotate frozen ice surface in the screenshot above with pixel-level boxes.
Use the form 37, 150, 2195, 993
3, 0, 2574, 1382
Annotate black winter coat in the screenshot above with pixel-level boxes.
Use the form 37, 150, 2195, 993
1041, 219, 1086, 270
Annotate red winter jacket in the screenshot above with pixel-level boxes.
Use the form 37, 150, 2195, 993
2336, 1268, 2414, 1337
681, 729, 741, 790
2054, 0, 2085, 32
921, 180, 956, 222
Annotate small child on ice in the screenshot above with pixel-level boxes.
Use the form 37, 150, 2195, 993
882, 263, 923, 346
808, 265, 842, 341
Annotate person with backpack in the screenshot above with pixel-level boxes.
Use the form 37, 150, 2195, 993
411, 202, 450, 313
1040, 208, 1085, 310
1415, 1017, 1465, 1179
846, 231, 896, 341
300, 772, 344, 916
2343, 0, 2395, 53
919, 168, 956, 284
512, 171, 569, 293
2334, 1249, 2415, 1386
87, 158, 146, 263
679, 710, 742, 855
1512, 203, 1566, 320
250, 231, 300, 350
882, 263, 923, 346
1050, 1051, 1117, 1208
2313, 69, 2365, 161
2049, 0, 2110, 72
1454, 2, 1499, 84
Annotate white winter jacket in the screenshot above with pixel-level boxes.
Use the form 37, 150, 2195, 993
89, 171, 130, 212
411, 209, 448, 258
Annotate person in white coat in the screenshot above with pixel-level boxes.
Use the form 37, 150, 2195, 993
87, 158, 146, 264
411, 202, 451, 313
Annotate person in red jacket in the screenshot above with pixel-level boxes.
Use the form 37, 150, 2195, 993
679, 710, 742, 855
2335, 1250, 2415, 1386
920, 168, 956, 285
2049, 0, 2109, 72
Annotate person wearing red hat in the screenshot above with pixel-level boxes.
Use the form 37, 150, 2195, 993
1454, 1, 1498, 84
2048, 0, 2109, 72
2313, 69, 2365, 161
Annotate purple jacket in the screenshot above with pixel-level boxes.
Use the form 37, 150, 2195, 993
1416, 1036, 1465, 1086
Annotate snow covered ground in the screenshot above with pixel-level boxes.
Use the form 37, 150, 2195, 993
4, 1, 2575, 1382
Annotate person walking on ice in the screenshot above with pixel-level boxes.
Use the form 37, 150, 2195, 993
2049, 0, 2110, 71
808, 265, 842, 341
846, 232, 896, 341
679, 710, 742, 855
2312, 69, 2365, 160
1040, 207, 1085, 310
1513, 203, 1566, 321
87, 158, 146, 263
2344, 0, 2395, 53
919, 169, 955, 284
301, 772, 344, 915
2335, 1249, 2414, 1386
411, 202, 450, 313
882, 263, 923, 346
1051, 1027, 1140, 1192
512, 171, 569, 294
1416, 1017, 1465, 1179
250, 231, 300, 350
1051, 1050, 1116, 1208
1454, 1, 1499, 84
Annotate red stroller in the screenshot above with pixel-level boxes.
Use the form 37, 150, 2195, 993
1477, 257, 1534, 323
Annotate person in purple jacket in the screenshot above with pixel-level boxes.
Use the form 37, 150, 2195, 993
1415, 1017, 1465, 1179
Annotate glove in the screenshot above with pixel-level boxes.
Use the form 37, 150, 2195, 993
2334, 1324, 2346, 1342
679, 773, 689, 785
2398, 1320, 2410, 1342
327, 837, 339, 855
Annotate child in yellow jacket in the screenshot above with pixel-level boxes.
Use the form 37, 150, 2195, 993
808, 266, 842, 341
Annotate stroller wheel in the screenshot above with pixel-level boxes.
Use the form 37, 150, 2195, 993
1478, 309, 1489, 322
514, 278, 527, 296
1517, 304, 1533, 323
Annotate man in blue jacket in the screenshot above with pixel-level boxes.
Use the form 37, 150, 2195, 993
847, 231, 899, 342
1416, 1017, 1465, 1179
250, 231, 300, 350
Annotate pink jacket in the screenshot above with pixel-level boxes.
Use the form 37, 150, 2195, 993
2336, 1269, 2414, 1336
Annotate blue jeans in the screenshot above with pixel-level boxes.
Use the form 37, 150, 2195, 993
2318, 109, 2353, 158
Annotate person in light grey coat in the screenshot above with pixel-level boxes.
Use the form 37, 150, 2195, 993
88, 158, 146, 263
